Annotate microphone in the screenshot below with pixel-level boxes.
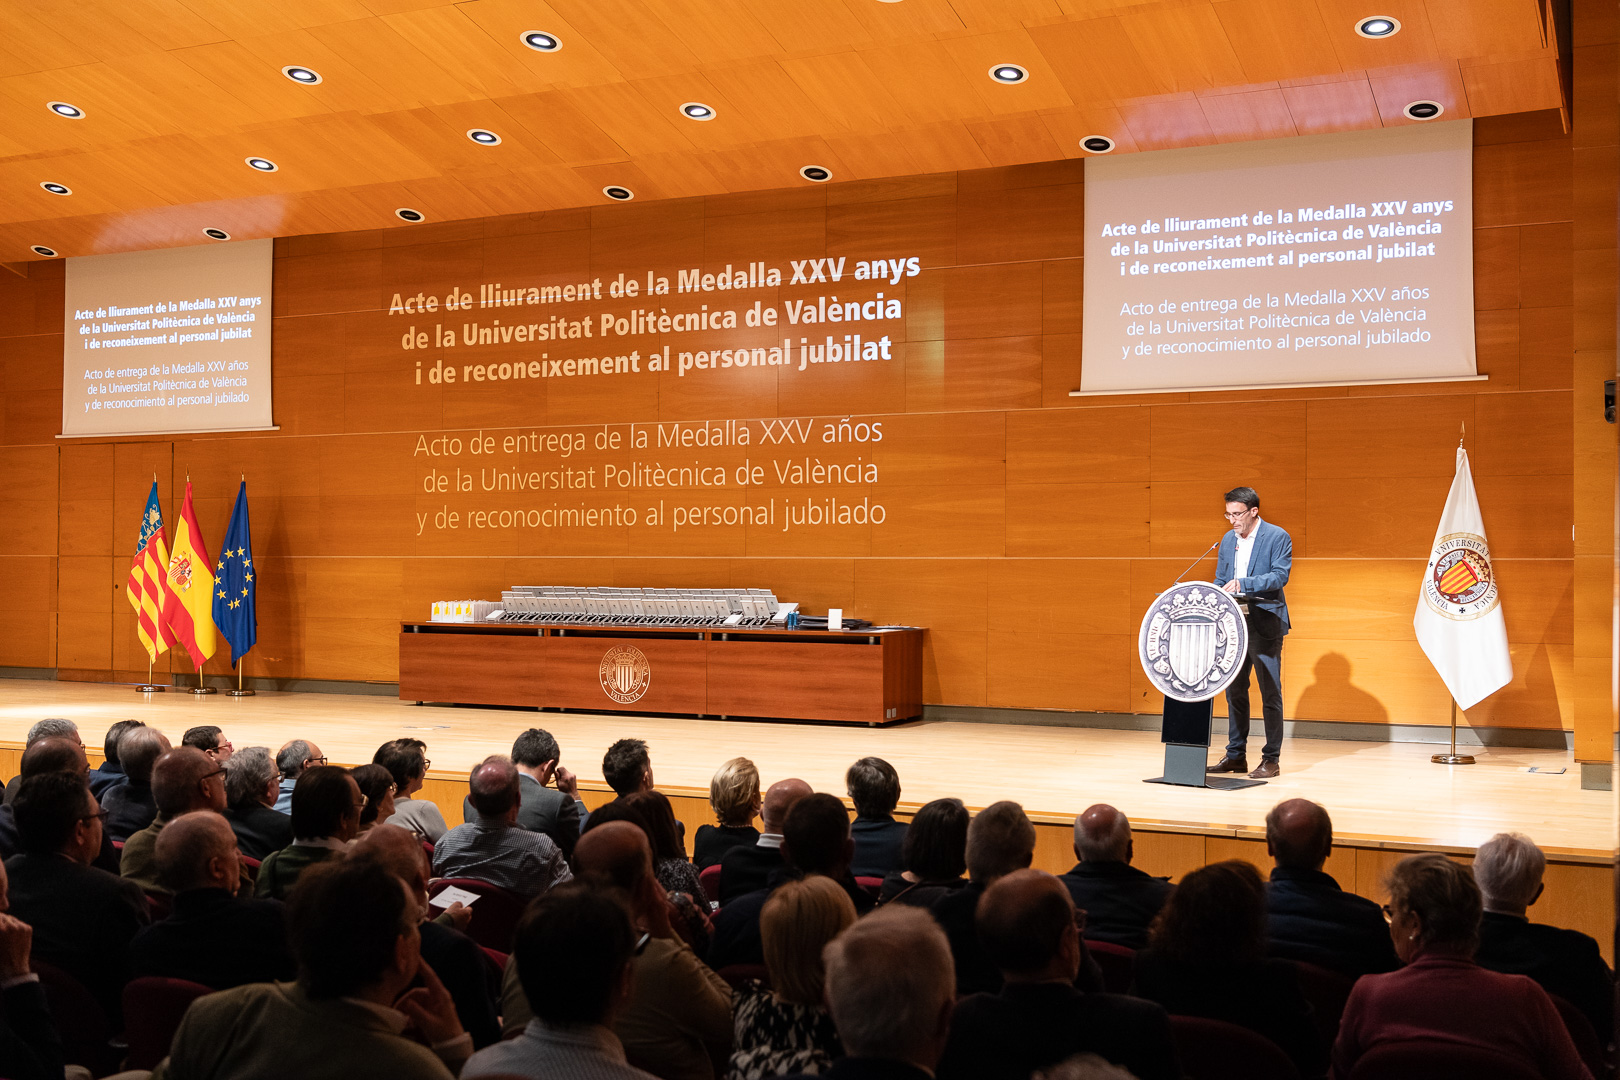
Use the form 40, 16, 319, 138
1170, 534, 1225, 587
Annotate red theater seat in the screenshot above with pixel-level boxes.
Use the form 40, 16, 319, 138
1290, 960, 1354, 1046
699, 863, 722, 905
1083, 939, 1135, 994
428, 878, 525, 951
855, 876, 882, 896
1169, 1015, 1301, 1080
1548, 994, 1607, 1080
32, 960, 120, 1076
1346, 1040, 1542, 1080
123, 976, 213, 1069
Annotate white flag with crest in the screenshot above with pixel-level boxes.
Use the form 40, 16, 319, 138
1413, 448, 1512, 710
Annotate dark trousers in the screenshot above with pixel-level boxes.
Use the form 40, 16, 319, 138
1225, 610, 1285, 760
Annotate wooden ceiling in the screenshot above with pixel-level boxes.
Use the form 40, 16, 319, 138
0, 0, 1564, 260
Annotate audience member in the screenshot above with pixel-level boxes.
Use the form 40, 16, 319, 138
939, 869, 1178, 1080
1264, 798, 1398, 977
375, 737, 450, 844
930, 800, 1037, 996
1334, 853, 1590, 1080
625, 789, 703, 900
847, 757, 907, 879
878, 798, 969, 907
719, 778, 811, 904
434, 756, 572, 899
5, 771, 148, 1020
0, 736, 120, 872
1056, 804, 1172, 951
89, 718, 143, 798
604, 737, 657, 797
0, 857, 65, 1080
1032, 1056, 1138, 1080
695, 757, 761, 870
504, 820, 733, 1080
729, 875, 854, 1079
254, 765, 359, 900
460, 729, 584, 857
800, 906, 956, 1080
351, 824, 502, 1048
710, 793, 874, 970
1131, 860, 1325, 1078
121, 745, 228, 893
464, 883, 655, 1080
221, 745, 294, 859
155, 859, 470, 1080
128, 811, 294, 988
1, 719, 82, 804
1472, 832, 1614, 1043
182, 724, 234, 763
101, 724, 170, 841
273, 738, 325, 813
588, 799, 712, 952
352, 762, 398, 834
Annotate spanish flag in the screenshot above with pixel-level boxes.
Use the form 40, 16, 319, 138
126, 482, 176, 663
161, 481, 219, 668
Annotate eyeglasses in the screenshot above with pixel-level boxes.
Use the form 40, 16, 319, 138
79, 809, 109, 823
633, 931, 651, 956
309, 756, 328, 766
1224, 508, 1256, 520
421, 759, 431, 770
201, 767, 226, 782
1380, 903, 1395, 924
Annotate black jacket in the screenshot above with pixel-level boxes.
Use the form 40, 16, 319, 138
1057, 861, 1173, 950
878, 873, 966, 909
419, 919, 503, 1049
127, 888, 295, 989
463, 773, 582, 860
1476, 909, 1614, 1042
709, 869, 877, 970
718, 840, 785, 904
0, 978, 64, 1080
939, 981, 1180, 1080
222, 802, 296, 861
931, 882, 1104, 998
850, 815, 908, 879
101, 780, 157, 843
693, 824, 759, 870
1265, 867, 1399, 977
87, 761, 126, 800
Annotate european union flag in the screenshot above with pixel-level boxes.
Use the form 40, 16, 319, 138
212, 481, 257, 667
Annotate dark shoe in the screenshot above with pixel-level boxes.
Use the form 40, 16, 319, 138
1250, 759, 1279, 779
1207, 755, 1248, 774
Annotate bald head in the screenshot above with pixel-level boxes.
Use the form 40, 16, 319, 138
468, 755, 520, 818
1265, 798, 1333, 871
155, 811, 239, 893
977, 869, 1079, 980
1073, 804, 1132, 864
152, 745, 227, 818
761, 778, 812, 834
574, 820, 653, 892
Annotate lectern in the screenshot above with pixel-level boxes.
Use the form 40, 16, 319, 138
1144, 696, 1265, 790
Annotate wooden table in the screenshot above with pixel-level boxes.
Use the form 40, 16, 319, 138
399, 621, 924, 725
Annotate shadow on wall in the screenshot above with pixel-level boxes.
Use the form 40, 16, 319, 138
1463, 642, 1569, 748
1293, 652, 1391, 738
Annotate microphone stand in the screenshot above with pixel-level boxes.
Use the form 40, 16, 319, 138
1170, 534, 1226, 587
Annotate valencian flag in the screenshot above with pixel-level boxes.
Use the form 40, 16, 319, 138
212, 481, 257, 667
161, 481, 219, 669
1413, 448, 1513, 710
125, 482, 176, 663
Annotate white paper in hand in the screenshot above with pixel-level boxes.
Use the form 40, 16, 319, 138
429, 885, 481, 909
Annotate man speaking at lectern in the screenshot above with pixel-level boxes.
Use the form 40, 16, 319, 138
1207, 487, 1292, 780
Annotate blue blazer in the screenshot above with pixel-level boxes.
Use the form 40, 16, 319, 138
1214, 519, 1292, 633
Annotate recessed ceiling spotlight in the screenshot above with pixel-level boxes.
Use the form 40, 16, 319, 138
245, 156, 278, 172
47, 101, 84, 119
680, 102, 716, 121
467, 128, 501, 146
1355, 16, 1401, 38
602, 185, 634, 201
281, 65, 322, 85
520, 30, 562, 52
1080, 135, 1115, 154
40, 182, 72, 195
1404, 100, 1443, 120
396, 207, 425, 222
989, 64, 1028, 84
800, 165, 832, 182
31, 245, 58, 257
203, 227, 231, 240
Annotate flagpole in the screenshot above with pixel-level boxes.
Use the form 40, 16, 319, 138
135, 654, 165, 694
190, 656, 216, 695
1431, 698, 1475, 765
226, 658, 255, 697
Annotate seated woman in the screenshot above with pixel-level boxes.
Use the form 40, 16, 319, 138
350, 763, 396, 837
1131, 860, 1326, 1079
1333, 853, 1591, 1080
729, 875, 855, 1079
694, 757, 762, 870
878, 797, 969, 908
590, 797, 711, 953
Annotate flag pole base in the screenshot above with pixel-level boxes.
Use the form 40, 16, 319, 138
190, 686, 217, 695
1431, 752, 1476, 765
225, 688, 255, 697
134, 684, 165, 693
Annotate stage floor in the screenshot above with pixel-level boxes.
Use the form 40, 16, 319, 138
0, 678, 1612, 860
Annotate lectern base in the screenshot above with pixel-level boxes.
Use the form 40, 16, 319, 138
1143, 742, 1269, 790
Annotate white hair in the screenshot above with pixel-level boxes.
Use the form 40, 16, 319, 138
1474, 832, 1546, 910
26, 718, 78, 747
823, 906, 954, 1062
1036, 1054, 1140, 1080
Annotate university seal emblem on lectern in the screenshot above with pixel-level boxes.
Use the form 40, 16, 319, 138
599, 645, 652, 704
1138, 582, 1248, 703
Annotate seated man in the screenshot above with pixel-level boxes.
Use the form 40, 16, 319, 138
1057, 804, 1172, 950
460, 729, 584, 857
503, 821, 732, 1080
931, 801, 1036, 997
718, 778, 810, 904
89, 719, 145, 799
433, 757, 571, 900
1263, 798, 1398, 977
5, 771, 148, 1020
939, 869, 1179, 1080
272, 739, 325, 813
1, 719, 82, 804
221, 746, 294, 859
351, 824, 501, 1049
182, 725, 234, 764
153, 859, 470, 1080
464, 883, 654, 1079
1474, 831, 1613, 1043
709, 792, 875, 970
101, 725, 170, 842
128, 811, 295, 988
0, 857, 66, 1080
0, 736, 120, 872
847, 757, 907, 879
254, 765, 360, 901
121, 746, 228, 893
